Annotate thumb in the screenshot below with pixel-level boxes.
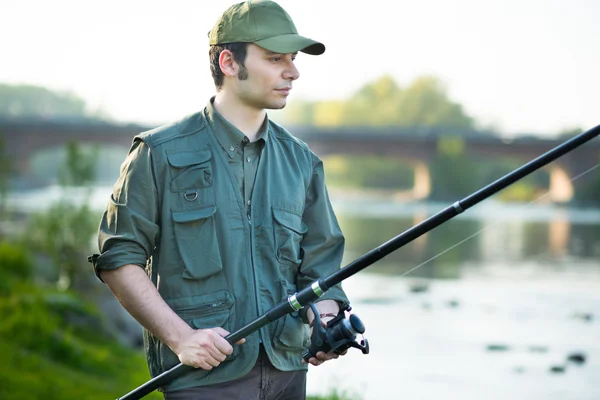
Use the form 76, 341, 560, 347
212, 327, 246, 345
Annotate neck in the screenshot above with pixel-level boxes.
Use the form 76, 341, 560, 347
213, 91, 266, 142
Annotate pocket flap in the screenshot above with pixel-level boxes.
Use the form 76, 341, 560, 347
166, 290, 233, 315
167, 150, 211, 168
173, 205, 217, 223
272, 208, 307, 235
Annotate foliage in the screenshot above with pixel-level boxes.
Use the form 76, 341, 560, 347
0, 240, 33, 294
323, 155, 413, 190
285, 75, 473, 129
558, 126, 583, 138
0, 137, 10, 213
0, 83, 87, 119
0, 240, 161, 400
496, 181, 538, 202
571, 172, 600, 207
26, 200, 100, 290
25, 139, 101, 290
0, 338, 161, 400
58, 140, 98, 187
0, 83, 112, 120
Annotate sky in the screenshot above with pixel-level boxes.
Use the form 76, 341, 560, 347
2, 0, 599, 136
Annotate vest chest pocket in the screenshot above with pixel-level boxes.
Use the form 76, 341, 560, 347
272, 207, 308, 266
173, 206, 223, 280
167, 149, 213, 192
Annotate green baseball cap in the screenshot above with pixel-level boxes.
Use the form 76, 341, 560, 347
209, 0, 325, 55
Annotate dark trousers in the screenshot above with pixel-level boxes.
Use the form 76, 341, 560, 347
163, 346, 307, 400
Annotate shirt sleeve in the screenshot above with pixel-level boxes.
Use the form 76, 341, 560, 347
297, 154, 349, 314
90, 139, 160, 282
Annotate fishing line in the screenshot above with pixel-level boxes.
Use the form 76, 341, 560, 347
399, 162, 600, 279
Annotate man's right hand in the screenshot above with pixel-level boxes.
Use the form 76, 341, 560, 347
175, 327, 246, 370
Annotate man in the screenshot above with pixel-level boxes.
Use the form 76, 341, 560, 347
89, 1, 349, 399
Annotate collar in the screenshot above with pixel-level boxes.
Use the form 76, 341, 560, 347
205, 97, 269, 159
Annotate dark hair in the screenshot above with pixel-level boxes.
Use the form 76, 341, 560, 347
209, 42, 249, 90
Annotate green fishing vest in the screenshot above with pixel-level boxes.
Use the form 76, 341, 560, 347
92, 108, 348, 392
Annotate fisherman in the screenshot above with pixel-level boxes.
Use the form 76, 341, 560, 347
89, 1, 350, 399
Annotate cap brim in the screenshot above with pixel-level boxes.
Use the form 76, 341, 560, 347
254, 34, 325, 55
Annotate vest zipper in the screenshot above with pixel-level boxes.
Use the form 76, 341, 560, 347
247, 200, 252, 224
246, 198, 263, 342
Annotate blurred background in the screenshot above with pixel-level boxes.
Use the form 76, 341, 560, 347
1, 1, 599, 399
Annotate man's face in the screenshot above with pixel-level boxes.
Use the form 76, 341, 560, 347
231, 44, 300, 110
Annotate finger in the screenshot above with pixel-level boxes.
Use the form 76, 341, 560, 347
205, 354, 222, 367
316, 351, 331, 361
197, 360, 214, 370
199, 334, 228, 361
211, 327, 245, 346
208, 329, 234, 355
212, 327, 230, 337
204, 340, 228, 362
308, 357, 323, 366
207, 348, 227, 363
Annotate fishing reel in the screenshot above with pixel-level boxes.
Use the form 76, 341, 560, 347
302, 303, 369, 363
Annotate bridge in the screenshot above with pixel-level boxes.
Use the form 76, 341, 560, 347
1, 118, 598, 202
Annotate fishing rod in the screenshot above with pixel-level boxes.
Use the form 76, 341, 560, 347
119, 124, 599, 400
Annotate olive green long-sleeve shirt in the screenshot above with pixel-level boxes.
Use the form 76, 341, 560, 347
91, 100, 348, 391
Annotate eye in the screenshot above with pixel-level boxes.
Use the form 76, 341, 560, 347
270, 56, 282, 63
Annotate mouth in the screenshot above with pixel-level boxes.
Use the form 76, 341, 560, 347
275, 87, 292, 95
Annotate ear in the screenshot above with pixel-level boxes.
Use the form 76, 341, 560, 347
219, 50, 238, 78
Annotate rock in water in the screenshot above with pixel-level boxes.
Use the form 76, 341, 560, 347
566, 352, 586, 365
549, 365, 566, 374
486, 344, 510, 352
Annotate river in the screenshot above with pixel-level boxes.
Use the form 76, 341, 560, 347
308, 195, 600, 400
4, 186, 600, 400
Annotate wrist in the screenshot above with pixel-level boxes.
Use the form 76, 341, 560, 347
165, 324, 194, 353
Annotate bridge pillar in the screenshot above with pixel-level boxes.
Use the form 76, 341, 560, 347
548, 165, 573, 203
412, 161, 431, 200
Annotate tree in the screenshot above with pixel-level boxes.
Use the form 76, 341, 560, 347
0, 83, 110, 120
59, 140, 98, 187
0, 137, 11, 216
25, 141, 100, 290
284, 75, 474, 129
392, 76, 473, 128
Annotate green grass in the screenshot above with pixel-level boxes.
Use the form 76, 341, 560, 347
0, 340, 162, 400
0, 256, 162, 399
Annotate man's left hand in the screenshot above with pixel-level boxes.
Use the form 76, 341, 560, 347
303, 314, 347, 367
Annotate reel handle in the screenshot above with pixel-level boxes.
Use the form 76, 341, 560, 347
302, 303, 369, 362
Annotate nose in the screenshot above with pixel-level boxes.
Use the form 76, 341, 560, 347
283, 59, 300, 81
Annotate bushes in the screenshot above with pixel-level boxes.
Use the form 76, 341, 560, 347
0, 240, 161, 399
0, 240, 32, 286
